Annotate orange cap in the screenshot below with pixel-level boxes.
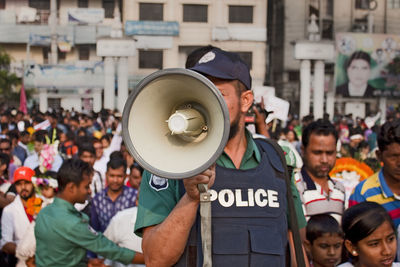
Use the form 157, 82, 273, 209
14, 167, 35, 183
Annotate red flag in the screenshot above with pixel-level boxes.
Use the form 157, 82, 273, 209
19, 84, 27, 114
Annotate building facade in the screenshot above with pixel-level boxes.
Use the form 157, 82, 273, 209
273, 0, 400, 117
0, 0, 267, 113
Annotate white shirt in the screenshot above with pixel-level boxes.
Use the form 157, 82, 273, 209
94, 155, 108, 185
24, 153, 63, 172
348, 82, 368, 97
338, 262, 400, 267
1, 195, 31, 267
15, 197, 53, 267
1, 195, 30, 248
103, 207, 144, 267
94, 128, 123, 183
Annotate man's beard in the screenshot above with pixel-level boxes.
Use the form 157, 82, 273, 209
108, 184, 123, 193
20, 189, 34, 201
305, 161, 332, 179
229, 116, 240, 140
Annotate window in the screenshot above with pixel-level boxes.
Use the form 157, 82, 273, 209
29, 0, 50, 10
183, 4, 207, 22
139, 50, 163, 69
139, 3, 163, 21
229, 5, 253, 23
43, 47, 67, 64
288, 71, 299, 82
103, 0, 114, 18
355, 0, 370, 9
43, 47, 50, 64
58, 50, 66, 62
352, 17, 368, 32
78, 45, 90, 60
48, 98, 61, 110
78, 0, 88, 8
388, 0, 400, 8
325, 0, 333, 16
325, 63, 334, 74
102, 0, 123, 19
309, 0, 333, 20
309, 0, 319, 16
0, 0, 5, 9
321, 19, 333, 39
234, 51, 252, 70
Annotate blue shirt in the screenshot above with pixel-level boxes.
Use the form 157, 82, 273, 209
90, 186, 138, 232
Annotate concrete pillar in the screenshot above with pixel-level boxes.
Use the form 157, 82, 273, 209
104, 57, 115, 110
93, 89, 102, 112
325, 90, 335, 120
313, 60, 325, 120
39, 88, 48, 113
300, 60, 311, 119
49, 0, 58, 65
379, 97, 387, 123
117, 57, 128, 113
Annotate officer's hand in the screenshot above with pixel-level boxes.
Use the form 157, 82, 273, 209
183, 164, 215, 202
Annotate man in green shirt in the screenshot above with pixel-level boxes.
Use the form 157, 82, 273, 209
35, 158, 144, 267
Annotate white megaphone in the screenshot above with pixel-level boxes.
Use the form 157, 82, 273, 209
122, 68, 230, 179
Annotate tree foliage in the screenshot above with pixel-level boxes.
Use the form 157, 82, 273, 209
0, 46, 21, 101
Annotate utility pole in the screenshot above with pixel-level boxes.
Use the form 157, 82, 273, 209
49, 0, 58, 65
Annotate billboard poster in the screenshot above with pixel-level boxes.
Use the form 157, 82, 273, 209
335, 32, 400, 98
125, 21, 179, 36
24, 61, 104, 89
68, 8, 104, 24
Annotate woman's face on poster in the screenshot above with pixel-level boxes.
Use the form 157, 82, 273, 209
347, 59, 371, 87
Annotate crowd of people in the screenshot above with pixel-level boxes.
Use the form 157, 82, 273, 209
0, 46, 399, 267
0, 108, 145, 267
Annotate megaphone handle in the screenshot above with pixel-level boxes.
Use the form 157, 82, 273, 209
198, 183, 212, 267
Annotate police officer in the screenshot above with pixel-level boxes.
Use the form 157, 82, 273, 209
134, 47, 306, 266
35, 158, 144, 267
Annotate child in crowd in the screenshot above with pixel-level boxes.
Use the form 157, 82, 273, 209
305, 214, 344, 267
339, 201, 399, 267
126, 163, 143, 190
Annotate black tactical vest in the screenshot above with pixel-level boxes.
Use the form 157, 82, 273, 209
175, 141, 288, 267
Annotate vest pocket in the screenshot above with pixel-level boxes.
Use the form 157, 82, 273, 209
249, 227, 284, 266
213, 225, 249, 266
212, 224, 285, 267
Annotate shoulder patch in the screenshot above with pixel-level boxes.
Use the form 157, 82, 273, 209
149, 175, 169, 191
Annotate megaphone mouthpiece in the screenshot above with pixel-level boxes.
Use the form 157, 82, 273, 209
167, 106, 206, 136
